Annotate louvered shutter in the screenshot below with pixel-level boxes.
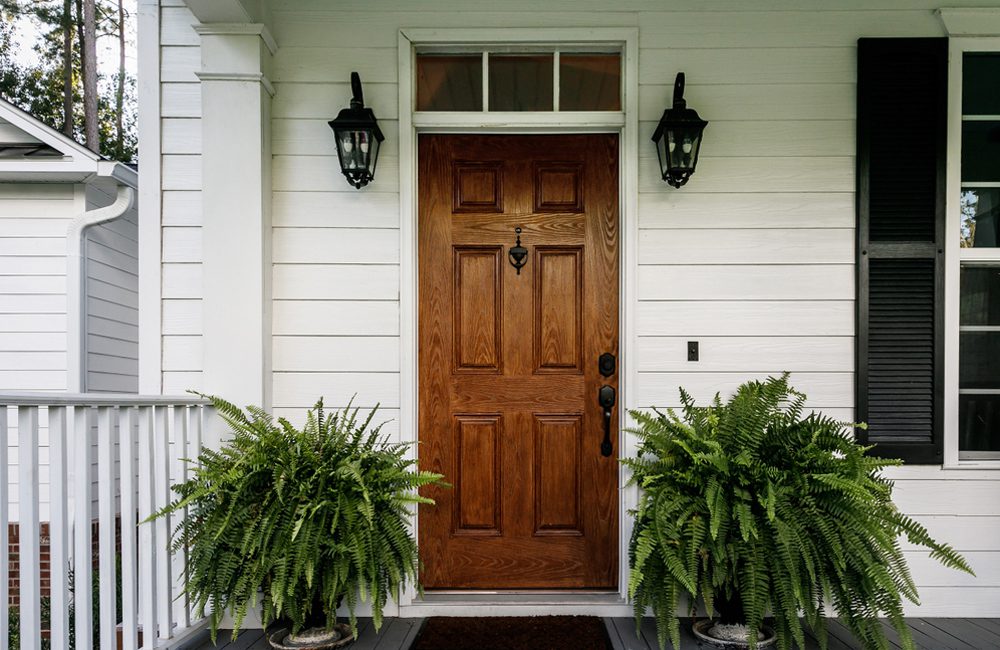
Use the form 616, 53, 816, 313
856, 38, 947, 464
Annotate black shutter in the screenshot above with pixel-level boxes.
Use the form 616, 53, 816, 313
856, 38, 947, 464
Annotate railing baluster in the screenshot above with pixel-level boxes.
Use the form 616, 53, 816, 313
73, 405, 93, 650
119, 406, 139, 650
137, 405, 157, 648
185, 405, 202, 624
0, 405, 9, 650
154, 405, 173, 640
49, 406, 70, 650
18, 405, 40, 650
172, 406, 190, 629
98, 406, 117, 650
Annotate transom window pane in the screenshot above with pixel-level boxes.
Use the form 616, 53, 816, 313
415, 50, 621, 113
416, 55, 483, 112
489, 54, 553, 111
559, 54, 621, 111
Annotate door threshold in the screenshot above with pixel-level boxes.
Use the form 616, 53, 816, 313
415, 591, 624, 604
400, 591, 632, 617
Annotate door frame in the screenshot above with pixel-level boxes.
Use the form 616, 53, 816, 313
397, 27, 639, 616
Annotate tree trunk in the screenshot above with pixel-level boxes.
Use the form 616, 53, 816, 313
82, 0, 98, 152
114, 0, 124, 159
61, 0, 74, 136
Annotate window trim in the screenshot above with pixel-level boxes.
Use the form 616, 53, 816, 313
945, 36, 1000, 467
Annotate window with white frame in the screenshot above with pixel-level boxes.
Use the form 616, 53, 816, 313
958, 52, 1000, 459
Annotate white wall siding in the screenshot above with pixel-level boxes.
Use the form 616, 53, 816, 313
0, 183, 74, 392
159, 0, 204, 396
84, 185, 139, 393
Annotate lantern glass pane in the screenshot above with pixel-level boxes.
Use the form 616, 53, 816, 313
559, 54, 621, 111
665, 128, 701, 172
336, 129, 380, 174
416, 54, 483, 111
489, 54, 553, 111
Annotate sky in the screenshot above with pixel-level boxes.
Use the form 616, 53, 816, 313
10, 0, 138, 77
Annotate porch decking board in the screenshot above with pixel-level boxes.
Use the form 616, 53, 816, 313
200, 618, 1000, 650
924, 618, 1000, 648
905, 619, 979, 650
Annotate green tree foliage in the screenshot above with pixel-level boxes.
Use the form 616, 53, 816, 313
624, 374, 974, 650
0, 0, 136, 160
152, 396, 447, 642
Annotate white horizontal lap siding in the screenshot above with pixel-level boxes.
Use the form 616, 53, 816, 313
248, 2, 999, 615
269, 18, 402, 436
85, 185, 139, 393
0, 183, 75, 522
159, 2, 203, 395
0, 183, 73, 392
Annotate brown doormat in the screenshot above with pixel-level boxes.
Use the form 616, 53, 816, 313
410, 616, 612, 650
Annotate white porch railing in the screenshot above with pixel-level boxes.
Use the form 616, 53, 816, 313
0, 393, 214, 650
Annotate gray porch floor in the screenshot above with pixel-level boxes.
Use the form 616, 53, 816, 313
192, 617, 1000, 649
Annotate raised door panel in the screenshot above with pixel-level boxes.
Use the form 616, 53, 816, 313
454, 415, 502, 536
534, 247, 583, 373
533, 414, 583, 536
453, 247, 502, 373
454, 161, 504, 213
534, 161, 584, 213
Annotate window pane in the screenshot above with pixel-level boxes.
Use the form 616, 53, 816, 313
416, 55, 483, 111
961, 266, 1000, 325
960, 189, 1000, 248
488, 54, 553, 112
961, 121, 1000, 182
960, 332, 1000, 388
559, 54, 621, 111
960, 394, 1000, 452
963, 53, 1000, 115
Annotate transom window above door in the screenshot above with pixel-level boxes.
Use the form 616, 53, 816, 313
415, 49, 622, 112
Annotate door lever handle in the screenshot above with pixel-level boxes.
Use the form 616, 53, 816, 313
599, 385, 615, 457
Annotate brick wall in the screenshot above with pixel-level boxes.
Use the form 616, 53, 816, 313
8, 517, 122, 607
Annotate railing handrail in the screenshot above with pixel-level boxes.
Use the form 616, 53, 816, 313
0, 391, 210, 407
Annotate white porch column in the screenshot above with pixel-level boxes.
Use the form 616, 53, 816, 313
196, 24, 276, 411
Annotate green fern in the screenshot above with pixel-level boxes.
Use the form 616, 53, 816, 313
149, 396, 446, 643
624, 374, 973, 650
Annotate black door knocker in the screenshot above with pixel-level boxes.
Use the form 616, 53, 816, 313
508, 227, 528, 275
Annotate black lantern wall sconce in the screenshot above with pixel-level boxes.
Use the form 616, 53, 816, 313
328, 72, 385, 189
651, 73, 708, 188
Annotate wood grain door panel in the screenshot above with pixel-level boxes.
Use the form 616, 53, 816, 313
418, 134, 619, 590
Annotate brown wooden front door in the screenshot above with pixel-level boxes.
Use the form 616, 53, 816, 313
418, 134, 619, 589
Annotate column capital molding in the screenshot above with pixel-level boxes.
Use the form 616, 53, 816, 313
195, 71, 275, 97
194, 22, 277, 55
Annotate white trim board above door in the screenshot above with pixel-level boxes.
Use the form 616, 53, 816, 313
396, 26, 639, 615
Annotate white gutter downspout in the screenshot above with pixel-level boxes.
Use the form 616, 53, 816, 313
66, 184, 137, 392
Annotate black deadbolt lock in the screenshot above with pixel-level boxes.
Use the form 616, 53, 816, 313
598, 352, 616, 377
